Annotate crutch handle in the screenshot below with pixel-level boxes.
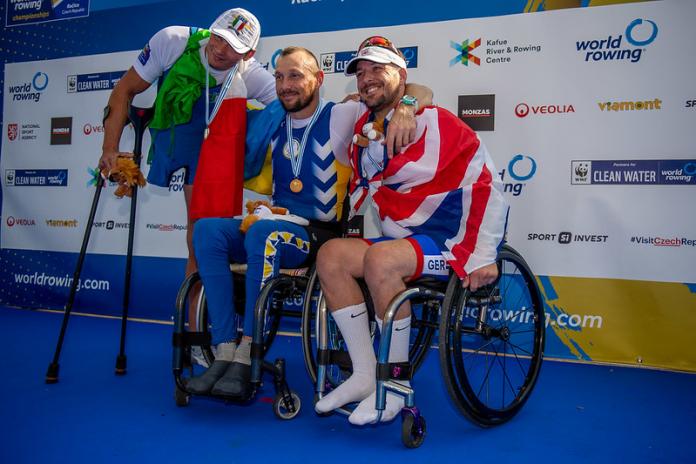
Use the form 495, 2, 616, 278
127, 106, 154, 163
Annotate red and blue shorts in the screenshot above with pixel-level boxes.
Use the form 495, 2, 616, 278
362, 234, 450, 281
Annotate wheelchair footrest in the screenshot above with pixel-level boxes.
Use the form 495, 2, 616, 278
377, 362, 413, 381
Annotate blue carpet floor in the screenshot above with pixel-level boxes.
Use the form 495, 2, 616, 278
0, 306, 694, 463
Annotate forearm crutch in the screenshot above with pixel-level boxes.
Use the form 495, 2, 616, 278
45, 104, 153, 383
115, 105, 154, 375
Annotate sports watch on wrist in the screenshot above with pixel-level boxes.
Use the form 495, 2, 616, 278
400, 94, 418, 112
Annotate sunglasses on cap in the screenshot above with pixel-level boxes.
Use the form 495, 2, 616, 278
358, 36, 400, 54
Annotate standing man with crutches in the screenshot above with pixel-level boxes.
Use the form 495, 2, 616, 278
99, 8, 276, 353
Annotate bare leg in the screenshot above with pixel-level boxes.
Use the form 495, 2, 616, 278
317, 238, 369, 311
363, 239, 417, 321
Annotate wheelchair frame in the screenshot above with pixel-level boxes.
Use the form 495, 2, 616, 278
172, 266, 309, 419
305, 243, 545, 447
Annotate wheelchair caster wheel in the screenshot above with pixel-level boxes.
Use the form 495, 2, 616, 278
273, 391, 301, 420
175, 385, 190, 407
401, 412, 426, 448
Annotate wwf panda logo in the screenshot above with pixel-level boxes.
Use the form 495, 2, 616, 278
574, 162, 589, 179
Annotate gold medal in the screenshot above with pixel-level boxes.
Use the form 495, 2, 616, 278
290, 178, 303, 193
204, 127, 210, 139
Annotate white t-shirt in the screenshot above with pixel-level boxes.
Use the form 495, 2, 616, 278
328, 99, 367, 165
133, 25, 276, 105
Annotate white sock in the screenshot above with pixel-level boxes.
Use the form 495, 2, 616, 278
349, 316, 411, 425
234, 338, 251, 365
215, 341, 237, 362
315, 304, 376, 413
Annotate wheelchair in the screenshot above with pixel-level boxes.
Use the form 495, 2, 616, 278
172, 263, 310, 419
303, 243, 545, 447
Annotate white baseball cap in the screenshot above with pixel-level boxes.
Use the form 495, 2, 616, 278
209, 8, 261, 54
345, 36, 407, 76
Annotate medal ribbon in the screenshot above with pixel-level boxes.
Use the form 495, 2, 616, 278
204, 54, 239, 132
285, 99, 324, 180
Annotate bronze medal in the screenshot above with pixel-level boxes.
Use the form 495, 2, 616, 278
290, 178, 303, 193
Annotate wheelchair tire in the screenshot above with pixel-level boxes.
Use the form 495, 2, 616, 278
300, 268, 322, 383
438, 245, 545, 427
273, 391, 301, 420
401, 412, 426, 449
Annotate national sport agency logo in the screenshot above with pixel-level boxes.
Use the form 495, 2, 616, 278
450, 39, 481, 67
7, 123, 19, 141
576, 18, 658, 63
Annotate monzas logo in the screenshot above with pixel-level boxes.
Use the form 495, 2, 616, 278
9, 71, 49, 102
499, 154, 537, 197
576, 18, 658, 63
458, 94, 495, 131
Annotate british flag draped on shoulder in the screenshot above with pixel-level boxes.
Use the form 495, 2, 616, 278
348, 106, 508, 279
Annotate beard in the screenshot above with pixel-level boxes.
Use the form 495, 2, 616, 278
279, 89, 314, 113
362, 84, 399, 113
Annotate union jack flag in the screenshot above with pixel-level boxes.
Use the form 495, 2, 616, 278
348, 106, 508, 278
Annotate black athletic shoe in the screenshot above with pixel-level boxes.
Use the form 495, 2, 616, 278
211, 361, 252, 398
186, 360, 230, 395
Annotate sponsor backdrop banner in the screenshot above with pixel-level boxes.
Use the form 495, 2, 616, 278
2, 0, 695, 371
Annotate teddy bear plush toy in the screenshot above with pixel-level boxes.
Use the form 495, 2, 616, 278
239, 200, 289, 233
102, 157, 147, 198
352, 119, 385, 148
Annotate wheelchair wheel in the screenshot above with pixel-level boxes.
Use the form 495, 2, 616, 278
438, 245, 544, 427
406, 294, 441, 372
401, 411, 426, 448
273, 391, 301, 420
300, 268, 322, 383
